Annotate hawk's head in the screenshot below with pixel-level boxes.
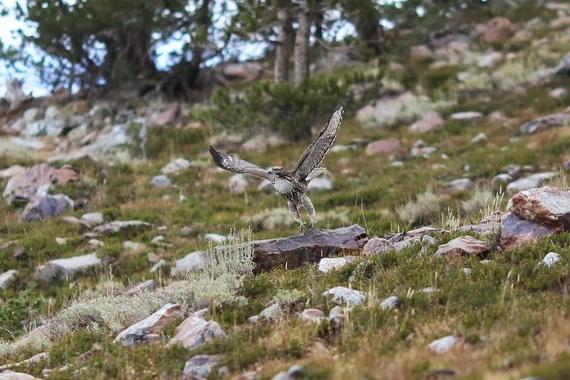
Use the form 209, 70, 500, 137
269, 166, 293, 179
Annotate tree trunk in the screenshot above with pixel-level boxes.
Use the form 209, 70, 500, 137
274, 8, 293, 83
293, 0, 311, 86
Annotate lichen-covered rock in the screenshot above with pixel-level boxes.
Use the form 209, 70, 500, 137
20, 194, 74, 221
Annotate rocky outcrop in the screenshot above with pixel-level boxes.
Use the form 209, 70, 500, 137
251, 225, 368, 272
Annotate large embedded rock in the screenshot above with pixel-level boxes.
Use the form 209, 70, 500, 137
182, 354, 221, 380
167, 311, 225, 349
251, 225, 368, 272
20, 194, 74, 221
36, 253, 102, 283
93, 220, 154, 236
3, 163, 79, 205
508, 186, 570, 227
500, 212, 559, 250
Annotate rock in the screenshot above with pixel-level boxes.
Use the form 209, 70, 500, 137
20, 194, 74, 222
0, 371, 41, 380
470, 132, 487, 144
506, 172, 557, 193
434, 236, 490, 258
81, 212, 104, 227
0, 352, 48, 371
182, 354, 221, 380
124, 279, 156, 296
161, 158, 192, 174
150, 175, 172, 188
299, 309, 325, 324
55, 237, 67, 245
552, 52, 570, 75
254, 303, 284, 323
229, 174, 248, 193
36, 252, 102, 283
508, 186, 570, 227
379, 296, 399, 311
4, 78, 31, 111
241, 134, 285, 152
322, 286, 367, 305
251, 225, 368, 272
114, 303, 183, 346
500, 212, 559, 250
550, 87, 567, 99
477, 51, 504, 68
204, 233, 229, 243
428, 335, 459, 354
173, 251, 208, 277
356, 92, 435, 129
450, 111, 483, 124
3, 163, 79, 205
219, 61, 263, 83
150, 259, 166, 273
540, 252, 561, 268
362, 237, 395, 256
384, 227, 446, 252
519, 113, 570, 134
123, 241, 147, 251
167, 311, 226, 349
479, 17, 515, 44
448, 178, 474, 192
93, 220, 153, 236
272, 365, 305, 380
308, 177, 332, 191
87, 239, 104, 249
318, 256, 356, 273
0, 165, 26, 178
0, 269, 18, 289
146, 102, 179, 126
409, 111, 444, 133
409, 45, 434, 63
366, 138, 401, 156
422, 287, 438, 294
492, 173, 512, 193
410, 140, 437, 157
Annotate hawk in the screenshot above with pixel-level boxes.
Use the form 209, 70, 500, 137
209, 105, 344, 230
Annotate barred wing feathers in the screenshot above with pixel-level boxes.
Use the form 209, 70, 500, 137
209, 146, 275, 182
292, 105, 344, 180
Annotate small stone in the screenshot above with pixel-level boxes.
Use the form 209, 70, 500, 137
81, 212, 104, 227
36, 253, 102, 283
272, 365, 305, 380
204, 233, 229, 243
55, 237, 67, 245
123, 241, 147, 251
173, 251, 208, 277
540, 252, 561, 267
167, 311, 226, 349
93, 220, 153, 235
428, 335, 459, 354
114, 303, 183, 347
299, 309, 325, 323
182, 354, 221, 380
366, 138, 401, 156
150, 175, 172, 188
463, 268, 472, 275
409, 111, 444, 133
421, 287, 438, 294
323, 286, 367, 305
362, 237, 395, 256
161, 158, 191, 174
318, 257, 356, 273
448, 178, 474, 192
434, 236, 490, 258
21, 194, 74, 222
229, 174, 248, 193
477, 51, 504, 68
151, 235, 165, 244
88, 239, 104, 248
150, 259, 166, 273
550, 87, 567, 99
0, 269, 19, 289
379, 296, 399, 310
506, 172, 557, 193
470, 132, 488, 144
450, 111, 483, 124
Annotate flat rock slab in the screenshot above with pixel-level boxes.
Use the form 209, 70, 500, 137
93, 220, 154, 236
252, 225, 368, 272
36, 252, 102, 282
434, 235, 490, 258
114, 303, 182, 346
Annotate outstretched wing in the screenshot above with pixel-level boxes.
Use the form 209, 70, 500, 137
209, 146, 275, 182
292, 104, 344, 180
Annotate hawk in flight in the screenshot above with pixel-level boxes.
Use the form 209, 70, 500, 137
209, 105, 344, 230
